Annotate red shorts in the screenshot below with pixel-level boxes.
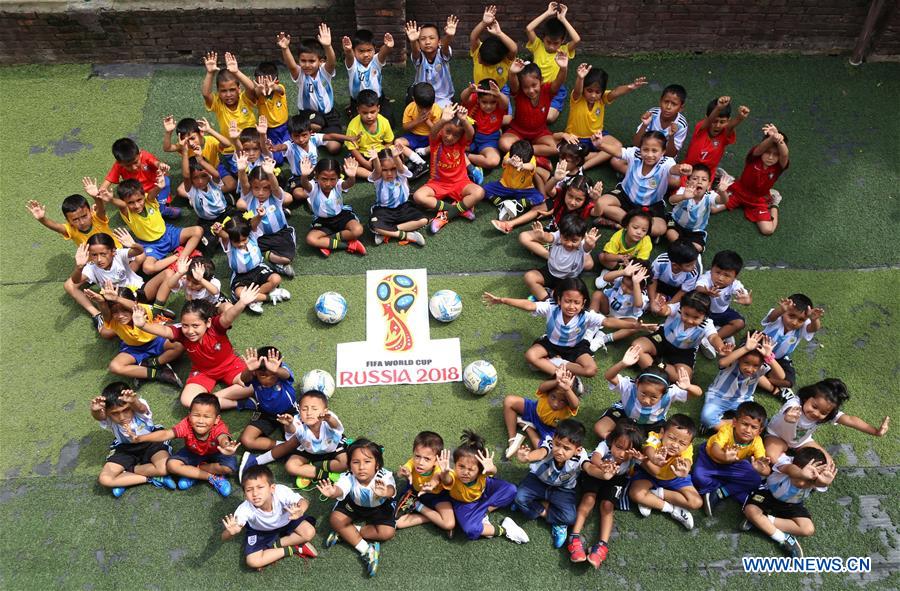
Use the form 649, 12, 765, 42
726, 191, 773, 223
505, 126, 553, 144
166, 246, 202, 272
425, 179, 473, 203
186, 355, 246, 392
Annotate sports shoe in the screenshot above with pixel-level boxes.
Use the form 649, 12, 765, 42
151, 305, 177, 321
408, 159, 430, 180
373, 233, 385, 245
498, 201, 519, 221
468, 164, 484, 184
594, 275, 609, 290
501, 517, 529, 544
295, 542, 318, 558
295, 476, 314, 490
699, 337, 717, 360
394, 487, 417, 519
780, 534, 804, 558
324, 530, 340, 549
567, 534, 587, 562
551, 524, 568, 549
111, 487, 126, 498
587, 542, 609, 569
739, 519, 753, 531
363, 541, 380, 577
429, 211, 449, 234
155, 364, 183, 388
318, 248, 331, 258
505, 432, 527, 459
269, 287, 291, 304
346, 240, 367, 256
405, 231, 425, 246
768, 189, 782, 209
572, 376, 585, 396
637, 503, 652, 517
459, 208, 476, 221
160, 205, 182, 219
776, 387, 796, 402
247, 301, 264, 314
670, 507, 694, 530
703, 491, 723, 517
148, 476, 177, 490
238, 452, 258, 483
177, 477, 196, 490
415, 147, 430, 159
589, 330, 613, 353
271, 263, 295, 279
208, 475, 231, 497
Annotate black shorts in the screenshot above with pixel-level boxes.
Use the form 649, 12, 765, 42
247, 411, 294, 438
106, 442, 171, 471
579, 471, 629, 503
649, 328, 698, 368
196, 215, 228, 255
667, 220, 707, 247
744, 487, 811, 519
333, 498, 397, 528
599, 405, 665, 437
311, 209, 359, 235
256, 226, 297, 261
537, 265, 565, 295
231, 264, 274, 292
304, 109, 343, 134
533, 335, 593, 363
369, 202, 427, 232
610, 184, 666, 219
289, 439, 348, 463
656, 280, 681, 298
770, 356, 796, 386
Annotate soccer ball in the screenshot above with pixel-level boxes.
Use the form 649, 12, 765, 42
301, 369, 335, 398
429, 290, 462, 322
315, 292, 347, 324
463, 360, 498, 395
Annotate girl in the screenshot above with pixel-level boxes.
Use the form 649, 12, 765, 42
499, 56, 568, 157
317, 439, 396, 578
483, 278, 641, 386
764, 378, 890, 464
519, 214, 599, 302
160, 257, 227, 311
179, 139, 226, 255
597, 208, 653, 270
84, 280, 184, 388
492, 168, 597, 235
437, 430, 528, 542
72, 229, 167, 302
211, 216, 289, 314
587, 259, 652, 352
368, 146, 428, 246
462, 79, 508, 172
132, 287, 258, 409
298, 156, 367, 257
593, 132, 692, 237
568, 420, 645, 568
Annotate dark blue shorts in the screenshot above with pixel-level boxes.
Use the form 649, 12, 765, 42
243, 515, 316, 555
267, 123, 290, 165
119, 335, 166, 365
521, 398, 557, 441
401, 133, 430, 151
483, 181, 544, 206
708, 307, 744, 328
138, 224, 182, 260
170, 447, 238, 472
551, 84, 568, 112
631, 467, 695, 492
577, 135, 604, 153
470, 130, 501, 154
217, 153, 237, 179
418, 489, 453, 509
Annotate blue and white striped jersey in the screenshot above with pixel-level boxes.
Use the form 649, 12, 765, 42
705, 362, 769, 405
371, 169, 412, 208
292, 65, 336, 113
335, 468, 395, 507
651, 253, 700, 293
761, 310, 814, 358
695, 272, 746, 314
663, 302, 717, 349
225, 235, 263, 275
187, 183, 227, 220
309, 179, 349, 219
99, 397, 159, 446
765, 455, 827, 504
413, 49, 454, 107
619, 147, 677, 206
528, 435, 588, 489
284, 134, 326, 175
611, 375, 687, 425
533, 301, 606, 348
604, 277, 647, 318
637, 107, 689, 150
348, 57, 385, 99
291, 414, 344, 454
244, 194, 288, 235
592, 440, 639, 476
670, 190, 717, 231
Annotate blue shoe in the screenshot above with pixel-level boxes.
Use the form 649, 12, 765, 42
208, 475, 232, 497
781, 534, 804, 558
468, 164, 484, 185
238, 452, 258, 484
324, 530, 340, 549
160, 205, 182, 219
551, 524, 568, 549
177, 477, 196, 490
111, 487, 126, 498
148, 476, 177, 490
364, 542, 380, 577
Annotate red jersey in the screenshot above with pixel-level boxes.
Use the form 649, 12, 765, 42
466, 94, 503, 135
684, 122, 735, 172
550, 184, 593, 224
172, 417, 230, 456
169, 315, 236, 374
730, 149, 788, 204
512, 83, 552, 131
105, 150, 161, 193
429, 135, 470, 184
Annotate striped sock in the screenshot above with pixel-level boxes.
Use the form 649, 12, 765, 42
398, 231, 407, 241
329, 236, 346, 250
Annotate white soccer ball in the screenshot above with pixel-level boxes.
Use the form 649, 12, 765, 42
315, 292, 347, 324
429, 290, 462, 322
301, 369, 335, 398
463, 360, 498, 395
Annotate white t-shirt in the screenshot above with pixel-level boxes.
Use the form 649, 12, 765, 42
766, 398, 844, 448
234, 484, 303, 531
696, 271, 746, 314
173, 275, 222, 304
82, 248, 144, 289
547, 232, 586, 279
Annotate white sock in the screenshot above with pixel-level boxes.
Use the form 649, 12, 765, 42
768, 514, 777, 525
354, 539, 370, 555
355, 524, 362, 531
652, 487, 665, 499
661, 501, 674, 514
770, 529, 786, 543
407, 151, 425, 165
256, 451, 275, 465
275, 440, 284, 446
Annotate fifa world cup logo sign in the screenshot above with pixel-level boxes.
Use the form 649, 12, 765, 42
376, 273, 417, 352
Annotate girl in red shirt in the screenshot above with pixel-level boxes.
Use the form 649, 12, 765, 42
499, 55, 569, 158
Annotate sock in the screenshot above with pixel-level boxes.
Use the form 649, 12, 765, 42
770, 529, 786, 543
398, 230, 407, 241
146, 366, 158, 379
467, 163, 476, 173
275, 440, 284, 446
153, 300, 166, 309
491, 196, 503, 206
661, 501, 674, 514
651, 487, 665, 500
92, 313, 102, 323
598, 540, 608, 548
328, 236, 347, 250
768, 514, 777, 525
354, 540, 369, 555
453, 202, 467, 216
493, 520, 506, 538
718, 487, 730, 499
412, 501, 424, 513
435, 200, 446, 212
407, 151, 425, 165
517, 198, 528, 210
354, 524, 362, 532
256, 451, 275, 465
283, 546, 295, 557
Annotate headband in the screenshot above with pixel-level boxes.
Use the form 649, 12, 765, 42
637, 372, 669, 387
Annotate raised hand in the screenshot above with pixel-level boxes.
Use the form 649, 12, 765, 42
242, 347, 261, 371
190, 262, 206, 282
163, 115, 177, 132
238, 283, 261, 306
437, 449, 452, 472
405, 21, 420, 42
556, 2, 568, 18
373, 478, 389, 497
751, 456, 771, 474
877, 416, 890, 436
228, 120, 240, 140
455, 104, 469, 119
554, 50, 569, 69
235, 151, 249, 171
397, 464, 411, 479
809, 307, 825, 321
738, 105, 751, 117
622, 344, 642, 366
276, 413, 294, 427
757, 334, 775, 358
256, 115, 268, 135
674, 366, 692, 391
82, 176, 100, 198
576, 63, 591, 79
265, 348, 283, 370
817, 462, 837, 485
100, 279, 119, 301
652, 293, 667, 314
155, 170, 167, 189
299, 156, 314, 177
25, 200, 46, 220
640, 111, 653, 126
784, 405, 802, 424
276, 32, 291, 49
132, 305, 148, 328
482, 5, 497, 24
777, 297, 794, 315
113, 227, 136, 249
800, 460, 823, 481
204, 51, 219, 73
119, 389, 137, 408
677, 163, 693, 176
441, 103, 459, 121
556, 366, 574, 390
317, 23, 332, 47
341, 36, 353, 52
445, 15, 459, 36
487, 79, 502, 95
553, 159, 568, 179
744, 330, 762, 352
286, 501, 305, 520
672, 457, 691, 477
509, 58, 526, 75
734, 288, 753, 305
224, 51, 239, 72
222, 514, 242, 536
515, 445, 532, 463
343, 156, 358, 178
476, 449, 496, 473
261, 156, 276, 175
584, 227, 600, 249
90, 396, 106, 413
628, 76, 648, 90
632, 266, 649, 286
717, 95, 732, 107
588, 180, 604, 201
316, 478, 339, 498
219, 437, 240, 456
723, 445, 739, 462
75, 243, 90, 267
383, 32, 395, 49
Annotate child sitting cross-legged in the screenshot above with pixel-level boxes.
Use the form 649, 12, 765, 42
394, 431, 455, 534
587, 259, 651, 352
367, 146, 428, 247
483, 140, 546, 223
519, 214, 599, 302
694, 249, 753, 360
236, 347, 298, 452
503, 366, 580, 459
298, 156, 367, 257
665, 164, 725, 253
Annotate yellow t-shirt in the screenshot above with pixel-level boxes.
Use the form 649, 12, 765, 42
564, 91, 613, 138
602, 229, 652, 260
535, 389, 577, 428
64, 210, 121, 248
402, 459, 444, 494
257, 85, 289, 128
470, 41, 513, 88
706, 424, 766, 462
644, 431, 694, 481
444, 471, 487, 503
121, 193, 165, 242
499, 156, 537, 190
206, 92, 257, 153
105, 304, 156, 346
345, 114, 394, 154
402, 102, 442, 137
201, 135, 222, 169
525, 38, 575, 83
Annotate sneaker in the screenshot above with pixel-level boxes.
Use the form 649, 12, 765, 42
551, 524, 568, 549
637, 503, 652, 517
516, 417, 535, 433
498, 201, 518, 221
739, 519, 753, 532
238, 452, 258, 483
700, 337, 717, 360
271, 263, 295, 279
567, 534, 587, 563
587, 542, 609, 569
670, 507, 694, 530
415, 147, 430, 159
295, 542, 318, 558
703, 491, 721, 517
151, 305, 177, 321
318, 248, 332, 258
111, 487, 126, 498
346, 240, 367, 256
572, 376, 585, 396
295, 476, 314, 490
92, 314, 104, 333
589, 330, 613, 353
324, 530, 340, 549
148, 476, 177, 490
505, 432, 527, 459
160, 205, 182, 219
595, 275, 609, 290
468, 165, 484, 184
363, 542, 380, 577
177, 477, 196, 490
373, 233, 385, 245
776, 387, 796, 402
155, 364, 183, 388
429, 211, 449, 234
405, 231, 425, 246
247, 301, 264, 314
780, 534, 804, 558
459, 208, 476, 221
394, 487, 417, 519
768, 189, 782, 209
269, 287, 292, 304
408, 160, 430, 180
501, 517, 529, 544
207, 475, 231, 497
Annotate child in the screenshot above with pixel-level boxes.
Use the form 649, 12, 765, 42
368, 146, 428, 246
588, 259, 651, 351
342, 29, 394, 122
596, 208, 652, 270
594, 345, 699, 440
665, 164, 725, 252
438, 430, 528, 543
695, 249, 752, 359
499, 55, 569, 157
461, 79, 508, 172
274, 115, 353, 203
413, 103, 485, 234
394, 431, 455, 533
178, 140, 228, 252
468, 5, 518, 95
520, 215, 599, 302
99, 137, 180, 219
221, 465, 317, 570
251, 61, 289, 165
237, 347, 297, 451
405, 16, 458, 107
513, 418, 589, 547
684, 96, 750, 179
277, 25, 343, 154
628, 414, 701, 530
130, 393, 240, 497
297, 157, 367, 257
524, 2, 580, 124
317, 439, 396, 577
162, 116, 234, 201
71, 230, 165, 302
647, 239, 701, 306
236, 155, 296, 278
693, 401, 771, 516
561, 63, 646, 170
345, 90, 396, 179
484, 139, 545, 221
700, 331, 783, 431
628, 84, 689, 159
720, 124, 790, 236
394, 81, 438, 179
159, 257, 225, 311
742, 447, 836, 558
503, 366, 580, 459
757, 294, 824, 399
90, 382, 176, 497
491, 170, 596, 235
567, 420, 644, 568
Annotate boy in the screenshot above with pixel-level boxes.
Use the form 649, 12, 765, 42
469, 5, 518, 108
484, 139, 545, 221
695, 249, 753, 358
277, 25, 343, 154
237, 347, 297, 452
273, 115, 355, 203
394, 431, 455, 532
628, 414, 702, 530
405, 16, 458, 108
345, 90, 395, 178
177, 140, 227, 257
684, 96, 750, 181
131, 393, 239, 497
395, 82, 439, 179
504, 366, 580, 459
692, 400, 771, 515
513, 419, 590, 547
342, 29, 394, 123
100, 137, 180, 219
525, 2, 580, 124
616, 84, 688, 171
252, 61, 290, 165
665, 164, 725, 252
647, 239, 700, 307
162, 115, 234, 200
758, 294, 824, 400
742, 447, 836, 558
91, 382, 176, 497
221, 465, 317, 569
520, 214, 599, 302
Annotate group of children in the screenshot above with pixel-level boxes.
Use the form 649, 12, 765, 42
26, 1, 889, 578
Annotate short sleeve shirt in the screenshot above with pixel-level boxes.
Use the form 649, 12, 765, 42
525, 37, 575, 83
82, 248, 144, 289
169, 315, 236, 374
602, 229, 652, 260
345, 114, 394, 154
706, 423, 766, 461
105, 150, 160, 193
402, 102, 442, 137
172, 416, 230, 457
685, 121, 735, 171
644, 431, 693, 481
565, 91, 613, 138
471, 41, 513, 87
234, 484, 303, 531
206, 93, 257, 153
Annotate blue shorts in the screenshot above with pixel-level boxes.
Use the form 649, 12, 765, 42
577, 133, 606, 153
138, 224, 182, 260
708, 307, 745, 328
500, 84, 513, 116
170, 447, 238, 472
243, 516, 316, 556
217, 153, 237, 179
631, 467, 694, 492
470, 130, 501, 154
157, 175, 172, 204
267, 123, 290, 165
521, 399, 557, 441
483, 181, 544, 206
401, 133, 430, 151
551, 84, 568, 112
119, 335, 166, 364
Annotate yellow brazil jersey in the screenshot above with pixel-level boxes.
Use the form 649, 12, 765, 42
500, 156, 537, 190
64, 210, 121, 248
257, 84, 289, 128
525, 38, 575, 83
402, 459, 444, 494
201, 135, 222, 169
535, 389, 577, 428
345, 114, 394, 154
706, 424, 766, 462
402, 102, 442, 137
645, 431, 694, 481
106, 304, 156, 346
445, 471, 486, 503
602, 229, 652, 260
206, 92, 257, 154
471, 41, 513, 88
121, 193, 165, 242
565, 91, 613, 138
